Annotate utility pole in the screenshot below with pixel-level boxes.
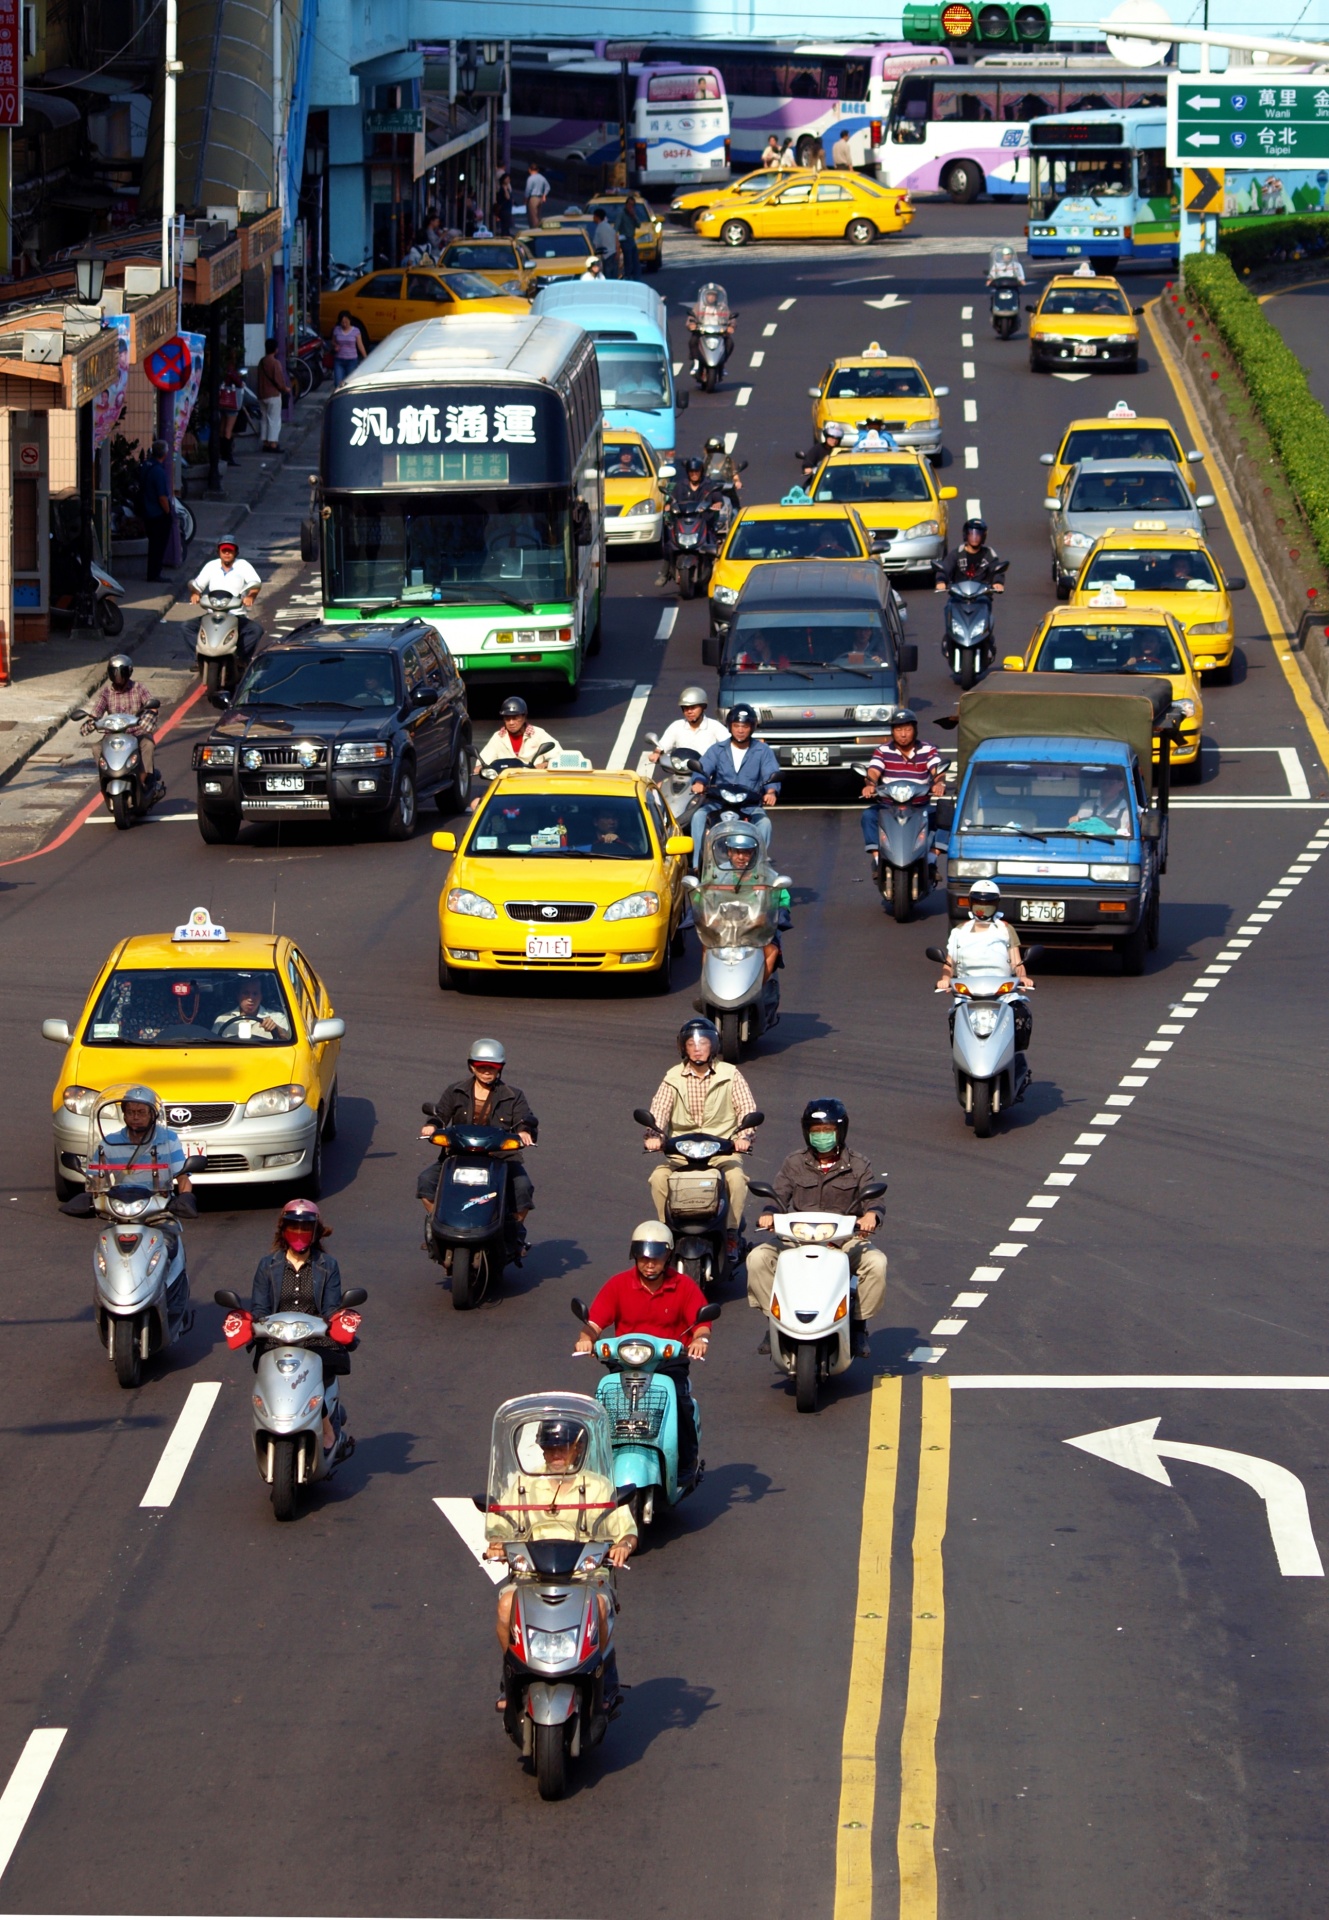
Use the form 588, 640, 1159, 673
162, 0, 180, 290
272, 0, 287, 420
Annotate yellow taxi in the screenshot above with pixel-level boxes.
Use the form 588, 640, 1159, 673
588, 192, 665, 272
437, 237, 536, 296
319, 267, 528, 345
808, 447, 958, 582
670, 166, 814, 226
809, 346, 947, 459
603, 430, 666, 549
695, 172, 913, 248
1071, 530, 1244, 681
707, 501, 874, 632
1040, 402, 1206, 495
42, 910, 344, 1199
433, 768, 692, 989
517, 227, 599, 285
1028, 270, 1143, 374
1003, 594, 1203, 772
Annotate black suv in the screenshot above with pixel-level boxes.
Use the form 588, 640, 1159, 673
192, 620, 472, 844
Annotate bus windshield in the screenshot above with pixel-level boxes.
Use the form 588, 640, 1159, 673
325, 492, 573, 606
1040, 154, 1134, 204
594, 342, 670, 412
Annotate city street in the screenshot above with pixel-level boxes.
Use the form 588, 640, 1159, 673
1, 200, 1328, 1919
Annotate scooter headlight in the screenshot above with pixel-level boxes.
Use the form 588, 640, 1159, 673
618, 1339, 655, 1367
789, 1220, 837, 1243
968, 1007, 999, 1038
526, 1627, 581, 1663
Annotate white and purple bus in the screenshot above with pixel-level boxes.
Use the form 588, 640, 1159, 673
510, 58, 731, 192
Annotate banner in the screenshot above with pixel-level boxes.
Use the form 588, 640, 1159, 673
0, 0, 22, 128
93, 316, 132, 452
172, 329, 207, 456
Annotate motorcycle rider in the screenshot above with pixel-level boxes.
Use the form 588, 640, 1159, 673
249, 1199, 352, 1459
575, 1221, 713, 1478
935, 518, 1005, 592
656, 455, 714, 589
859, 707, 946, 872
647, 686, 729, 767
84, 1085, 194, 1305
705, 826, 784, 980
189, 537, 263, 657
471, 696, 558, 806
935, 878, 1034, 1053
82, 655, 162, 789
685, 281, 734, 375
417, 1037, 537, 1247
644, 1017, 757, 1247
798, 417, 847, 479
745, 1099, 886, 1360
702, 434, 742, 492
986, 242, 1026, 289
689, 702, 780, 869
854, 419, 899, 452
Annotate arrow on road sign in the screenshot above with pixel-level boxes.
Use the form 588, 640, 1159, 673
434, 1494, 509, 1583
863, 292, 911, 309
1186, 94, 1221, 109
1183, 166, 1224, 214
1185, 133, 1221, 147
1066, 1418, 1324, 1577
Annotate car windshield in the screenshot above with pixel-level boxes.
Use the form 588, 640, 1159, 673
468, 792, 652, 858
726, 610, 890, 670
235, 649, 399, 708
444, 246, 514, 270
812, 460, 932, 504
1061, 427, 1180, 465
1068, 469, 1190, 513
439, 271, 510, 300
827, 366, 928, 399
83, 968, 295, 1046
604, 444, 653, 478
524, 233, 592, 258
1034, 622, 1185, 673
1081, 547, 1219, 593
960, 760, 1135, 837
326, 491, 573, 604
594, 343, 670, 411
1041, 286, 1130, 316
727, 518, 862, 562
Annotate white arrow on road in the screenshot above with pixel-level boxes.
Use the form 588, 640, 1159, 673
1185, 133, 1221, 147
1186, 93, 1221, 108
1052, 371, 1093, 381
1066, 1418, 1324, 1577
863, 292, 911, 310
435, 1495, 509, 1584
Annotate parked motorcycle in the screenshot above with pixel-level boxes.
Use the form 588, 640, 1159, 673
683, 822, 790, 1060
925, 945, 1036, 1138
938, 564, 1008, 690
420, 1104, 530, 1309
989, 280, 1020, 339
861, 770, 936, 922
746, 1182, 886, 1412
91, 557, 126, 637
76, 701, 164, 829
632, 1105, 762, 1297
214, 1284, 365, 1519
572, 1302, 720, 1527
196, 588, 258, 697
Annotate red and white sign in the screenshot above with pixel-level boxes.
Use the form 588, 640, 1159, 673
17, 442, 38, 470
0, 0, 22, 129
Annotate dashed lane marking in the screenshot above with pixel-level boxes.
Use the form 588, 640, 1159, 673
964, 447, 978, 469
963, 399, 977, 424
961, 332, 973, 347
736, 387, 753, 407
779, 297, 796, 310
961, 305, 973, 319
140, 1383, 222, 1507
655, 607, 677, 642
966, 498, 981, 518
606, 683, 654, 771
762, 322, 778, 337
0, 1729, 66, 1884
750, 351, 766, 368
962, 361, 975, 379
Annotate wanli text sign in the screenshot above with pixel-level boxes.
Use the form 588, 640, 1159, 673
1168, 72, 1329, 169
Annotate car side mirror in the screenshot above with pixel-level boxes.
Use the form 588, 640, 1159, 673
214, 1288, 243, 1310
676, 389, 688, 410
665, 834, 693, 856
658, 464, 676, 480
925, 946, 946, 963
747, 1180, 777, 1200
1196, 495, 1216, 509
696, 1303, 722, 1324
1132, 305, 1144, 315
807, 386, 821, 398
1039, 452, 1054, 465
182, 1154, 207, 1174
682, 872, 700, 891
932, 796, 955, 829
932, 385, 949, 398
59, 1191, 95, 1216
1226, 575, 1246, 591
900, 642, 918, 674
310, 1017, 346, 1043
869, 532, 891, 554
940, 486, 958, 499
1187, 449, 1204, 463
1043, 496, 1061, 511
1142, 809, 1162, 841
407, 684, 436, 711
432, 830, 457, 852
1025, 303, 1036, 313
570, 1296, 591, 1324
701, 635, 720, 667
42, 1018, 71, 1044
1002, 654, 1024, 671
341, 1287, 368, 1308
209, 689, 232, 710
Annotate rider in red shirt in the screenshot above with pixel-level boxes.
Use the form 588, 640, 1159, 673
576, 1221, 712, 1479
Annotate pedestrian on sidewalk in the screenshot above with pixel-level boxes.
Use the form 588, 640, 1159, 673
330, 311, 367, 386
524, 164, 551, 228
139, 440, 174, 582
257, 337, 290, 451
494, 170, 514, 235
832, 128, 853, 170
219, 359, 243, 463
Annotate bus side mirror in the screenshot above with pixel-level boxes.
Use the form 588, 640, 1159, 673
701, 635, 720, 667
899, 642, 918, 674
932, 797, 955, 829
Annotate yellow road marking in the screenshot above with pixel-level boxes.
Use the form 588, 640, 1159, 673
1145, 299, 1329, 768
1257, 276, 1329, 305
897, 1376, 952, 1920
834, 1374, 903, 1919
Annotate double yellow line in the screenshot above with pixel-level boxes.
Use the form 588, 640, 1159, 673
834, 1376, 953, 1920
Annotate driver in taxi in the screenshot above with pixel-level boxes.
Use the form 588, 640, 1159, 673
210, 977, 291, 1040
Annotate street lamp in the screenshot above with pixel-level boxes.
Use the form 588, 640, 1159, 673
73, 253, 106, 304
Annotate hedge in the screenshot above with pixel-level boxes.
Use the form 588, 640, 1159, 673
1218, 214, 1329, 277
1181, 249, 1329, 575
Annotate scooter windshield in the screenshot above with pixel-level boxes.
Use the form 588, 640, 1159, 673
486, 1393, 620, 1546
693, 878, 778, 950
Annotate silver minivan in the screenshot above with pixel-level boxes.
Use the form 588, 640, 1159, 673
1046, 458, 1215, 596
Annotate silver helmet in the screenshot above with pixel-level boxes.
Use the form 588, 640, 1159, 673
678, 685, 709, 710
468, 1037, 506, 1067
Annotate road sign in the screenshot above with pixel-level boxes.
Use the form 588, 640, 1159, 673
365, 109, 423, 135
1168, 71, 1329, 169
144, 336, 193, 392
0, 0, 22, 128
1183, 165, 1225, 213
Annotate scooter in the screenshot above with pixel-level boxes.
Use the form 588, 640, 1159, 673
92, 557, 125, 637
690, 311, 738, 393
925, 946, 1035, 1139
77, 701, 164, 830
572, 1303, 720, 1528
213, 1284, 365, 1520
642, 735, 702, 825
196, 588, 258, 697
61, 1160, 201, 1387
420, 1104, 530, 1310
665, 484, 732, 600
861, 770, 936, 922
684, 819, 790, 1062
632, 1105, 763, 1297
989, 280, 1020, 339
746, 1181, 886, 1413
687, 785, 774, 871
938, 564, 1007, 690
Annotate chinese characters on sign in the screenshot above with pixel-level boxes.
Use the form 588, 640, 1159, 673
348, 401, 540, 448
0, 0, 23, 127
1168, 72, 1329, 168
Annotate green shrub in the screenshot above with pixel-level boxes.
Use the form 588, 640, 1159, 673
1182, 249, 1329, 574
1218, 214, 1329, 277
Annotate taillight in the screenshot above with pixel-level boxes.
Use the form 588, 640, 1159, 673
870, 119, 883, 146
634, 141, 647, 172
724, 136, 731, 166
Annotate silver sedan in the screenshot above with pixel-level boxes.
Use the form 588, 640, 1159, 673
1045, 457, 1215, 597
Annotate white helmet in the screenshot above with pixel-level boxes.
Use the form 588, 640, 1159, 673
630, 1220, 675, 1260
679, 685, 708, 710
969, 879, 1001, 919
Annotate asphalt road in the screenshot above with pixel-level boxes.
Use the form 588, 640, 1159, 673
1262, 276, 1329, 414
1, 200, 1328, 1920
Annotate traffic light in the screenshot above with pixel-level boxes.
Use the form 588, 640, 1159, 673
902, 1, 1050, 44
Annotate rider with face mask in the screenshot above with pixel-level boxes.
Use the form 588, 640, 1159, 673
249, 1199, 353, 1459
936, 879, 1034, 1051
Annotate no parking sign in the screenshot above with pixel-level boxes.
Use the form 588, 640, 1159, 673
145, 336, 193, 391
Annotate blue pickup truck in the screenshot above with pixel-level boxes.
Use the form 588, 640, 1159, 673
938, 673, 1178, 975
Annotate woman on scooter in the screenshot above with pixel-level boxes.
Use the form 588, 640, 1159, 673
249, 1199, 352, 1459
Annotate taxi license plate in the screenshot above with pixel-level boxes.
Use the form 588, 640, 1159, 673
1073, 342, 1098, 357
267, 775, 305, 791
1020, 900, 1065, 923
790, 745, 830, 767
525, 934, 572, 959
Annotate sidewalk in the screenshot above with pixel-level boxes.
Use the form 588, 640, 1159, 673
0, 393, 327, 790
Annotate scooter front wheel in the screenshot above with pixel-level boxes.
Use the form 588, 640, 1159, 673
451, 1245, 477, 1310
270, 1435, 298, 1520
112, 1316, 141, 1389
958, 652, 979, 691
535, 1721, 568, 1800
204, 657, 225, 696
795, 1341, 819, 1413
111, 789, 134, 830
972, 1079, 995, 1138
97, 597, 125, 637
891, 864, 912, 922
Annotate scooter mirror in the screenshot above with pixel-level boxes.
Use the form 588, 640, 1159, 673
471, 1493, 490, 1513
59, 1192, 95, 1217
341, 1287, 368, 1309
570, 1296, 591, 1324
736, 1110, 764, 1129
747, 1180, 778, 1200
209, 689, 232, 710
1021, 945, 1045, 966
736, 459, 749, 471
615, 1484, 639, 1507
422, 1102, 438, 1117
214, 1288, 243, 1310
632, 1108, 657, 1128
644, 731, 661, 748
182, 1154, 207, 1174
860, 1181, 888, 1201
696, 1303, 722, 1324
924, 946, 946, 964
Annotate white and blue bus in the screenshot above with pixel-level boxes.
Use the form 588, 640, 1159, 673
510, 59, 730, 192
1027, 109, 1177, 269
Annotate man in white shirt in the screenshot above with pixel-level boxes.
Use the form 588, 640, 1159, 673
524, 166, 551, 228
648, 687, 729, 766
190, 539, 263, 665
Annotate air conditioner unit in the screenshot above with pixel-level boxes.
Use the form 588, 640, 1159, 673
23, 330, 65, 363
123, 264, 161, 297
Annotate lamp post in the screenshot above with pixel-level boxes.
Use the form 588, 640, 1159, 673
162, 0, 180, 293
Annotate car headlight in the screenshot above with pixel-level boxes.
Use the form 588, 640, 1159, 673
243, 1084, 308, 1118
968, 1007, 998, 1038
917, 416, 940, 431
854, 704, 893, 723
1040, 331, 1064, 342
1090, 862, 1140, 882
526, 1627, 581, 1663
1061, 531, 1093, 548
906, 520, 940, 539
625, 499, 657, 517
1187, 620, 1228, 637
447, 888, 497, 919
604, 891, 660, 921
1106, 333, 1133, 344
63, 1085, 98, 1115
1174, 697, 1196, 717
711, 584, 738, 605
335, 741, 390, 765
951, 859, 996, 878
198, 744, 235, 767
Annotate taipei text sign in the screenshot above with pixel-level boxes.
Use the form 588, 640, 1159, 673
1168, 73, 1329, 170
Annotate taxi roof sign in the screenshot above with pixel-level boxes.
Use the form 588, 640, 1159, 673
1107, 401, 1137, 419
1089, 587, 1128, 607
862, 340, 887, 356
172, 907, 228, 942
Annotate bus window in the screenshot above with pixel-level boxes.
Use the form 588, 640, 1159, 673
1062, 85, 1122, 113
1136, 149, 1174, 202
1124, 85, 1167, 109
783, 60, 823, 100
1000, 86, 1055, 122
933, 81, 995, 122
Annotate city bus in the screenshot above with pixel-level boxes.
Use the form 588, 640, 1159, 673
879, 58, 1169, 202
533, 281, 682, 457
1027, 109, 1177, 269
627, 40, 953, 171
510, 59, 730, 191
319, 313, 603, 694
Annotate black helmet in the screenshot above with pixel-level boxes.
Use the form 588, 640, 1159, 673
684, 455, 704, 476
889, 706, 918, 731
536, 1417, 588, 1467
107, 653, 133, 689
677, 1015, 719, 1060
727, 702, 759, 728
963, 517, 988, 541
802, 1096, 849, 1156
704, 435, 724, 454
498, 695, 528, 722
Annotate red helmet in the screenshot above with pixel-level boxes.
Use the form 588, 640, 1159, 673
278, 1198, 321, 1248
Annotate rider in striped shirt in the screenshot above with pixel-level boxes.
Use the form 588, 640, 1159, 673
859, 708, 945, 866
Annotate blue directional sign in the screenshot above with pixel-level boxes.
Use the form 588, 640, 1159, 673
1168, 72, 1329, 169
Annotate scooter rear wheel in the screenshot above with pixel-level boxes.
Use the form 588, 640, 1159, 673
270, 1435, 298, 1520
97, 597, 125, 638
112, 1317, 141, 1389
795, 1340, 819, 1413
535, 1721, 567, 1800
972, 1080, 995, 1139
719, 1010, 742, 1062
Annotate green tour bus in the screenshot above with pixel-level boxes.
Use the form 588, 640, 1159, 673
317, 313, 603, 691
